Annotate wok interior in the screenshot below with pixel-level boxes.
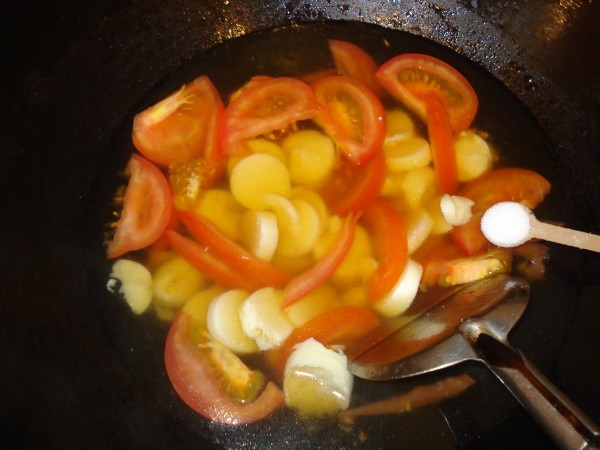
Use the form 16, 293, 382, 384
84, 21, 587, 448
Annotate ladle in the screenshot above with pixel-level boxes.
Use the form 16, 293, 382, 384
481, 201, 600, 252
348, 275, 600, 450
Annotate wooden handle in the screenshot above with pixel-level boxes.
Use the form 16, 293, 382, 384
530, 219, 600, 253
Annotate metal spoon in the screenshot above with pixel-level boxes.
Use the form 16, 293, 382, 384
348, 275, 600, 450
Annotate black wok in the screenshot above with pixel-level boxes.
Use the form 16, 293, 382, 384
2, 1, 600, 449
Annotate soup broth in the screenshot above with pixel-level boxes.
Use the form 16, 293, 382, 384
85, 22, 580, 449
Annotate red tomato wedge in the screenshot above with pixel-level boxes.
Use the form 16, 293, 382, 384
107, 154, 173, 259
165, 230, 259, 291
328, 39, 384, 97
227, 75, 274, 101
283, 214, 359, 307
418, 237, 465, 287
321, 151, 386, 215
361, 199, 408, 303
419, 236, 511, 287
376, 53, 478, 134
298, 68, 337, 85
132, 75, 226, 186
179, 211, 293, 289
165, 312, 284, 425
422, 92, 458, 194
312, 75, 386, 165
276, 306, 381, 378
147, 203, 180, 253
451, 168, 551, 255
221, 77, 319, 155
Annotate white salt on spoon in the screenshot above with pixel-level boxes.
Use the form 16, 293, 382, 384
481, 201, 600, 253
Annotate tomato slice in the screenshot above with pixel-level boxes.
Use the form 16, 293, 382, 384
451, 168, 551, 255
165, 312, 284, 425
298, 68, 337, 85
179, 211, 293, 289
276, 306, 381, 378
422, 92, 458, 194
132, 75, 225, 186
321, 150, 386, 216
107, 154, 173, 259
312, 75, 386, 165
376, 53, 478, 134
221, 77, 319, 155
419, 236, 512, 287
283, 214, 359, 308
166, 230, 260, 291
147, 203, 180, 253
328, 39, 384, 98
361, 199, 408, 303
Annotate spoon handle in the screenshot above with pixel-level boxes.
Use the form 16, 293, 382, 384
530, 219, 600, 253
475, 333, 600, 450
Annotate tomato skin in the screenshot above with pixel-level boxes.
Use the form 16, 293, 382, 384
221, 77, 319, 155
312, 75, 386, 165
451, 168, 551, 255
419, 236, 512, 287
298, 68, 337, 84
283, 214, 359, 307
412, 236, 464, 287
166, 230, 260, 291
276, 306, 381, 378
165, 312, 284, 425
361, 199, 408, 303
376, 53, 478, 134
328, 39, 384, 97
107, 154, 173, 259
422, 92, 458, 194
147, 203, 180, 253
179, 211, 292, 289
132, 75, 225, 186
321, 151, 386, 216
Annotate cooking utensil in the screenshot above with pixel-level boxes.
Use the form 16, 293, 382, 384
481, 201, 600, 253
349, 275, 600, 449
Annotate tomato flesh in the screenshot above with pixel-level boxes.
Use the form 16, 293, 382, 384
221, 77, 319, 155
376, 53, 478, 134
179, 211, 293, 289
132, 75, 225, 187
276, 306, 381, 378
165, 312, 284, 425
165, 230, 260, 291
283, 214, 359, 307
312, 75, 386, 165
328, 39, 383, 97
420, 237, 512, 287
361, 199, 408, 303
451, 168, 551, 255
422, 92, 458, 194
321, 151, 386, 215
107, 154, 172, 259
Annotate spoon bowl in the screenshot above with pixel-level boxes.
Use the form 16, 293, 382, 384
349, 275, 600, 449
481, 201, 600, 253
348, 275, 528, 379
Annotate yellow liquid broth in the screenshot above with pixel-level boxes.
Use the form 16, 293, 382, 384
131, 76, 505, 415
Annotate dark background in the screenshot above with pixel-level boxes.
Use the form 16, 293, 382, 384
2, 1, 599, 448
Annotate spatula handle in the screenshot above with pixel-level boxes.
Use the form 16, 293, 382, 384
478, 334, 600, 450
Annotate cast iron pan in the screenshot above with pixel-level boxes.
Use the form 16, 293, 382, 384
2, 1, 600, 449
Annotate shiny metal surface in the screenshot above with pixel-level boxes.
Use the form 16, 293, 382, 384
353, 276, 600, 449
349, 275, 530, 380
